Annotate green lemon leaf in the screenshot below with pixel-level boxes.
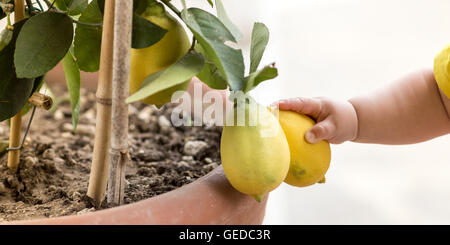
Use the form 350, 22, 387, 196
126, 51, 204, 104
250, 22, 269, 74
56, 0, 88, 15
132, 13, 167, 49
0, 19, 37, 121
182, 8, 244, 91
14, 12, 74, 79
195, 43, 227, 89
243, 64, 278, 93
74, 0, 102, 72
21, 76, 45, 116
0, 27, 12, 52
206, 0, 213, 7
62, 50, 81, 130
215, 0, 242, 42
97, 0, 104, 13
68, 0, 89, 16
0, 19, 27, 97
0, 75, 34, 122
54, 0, 69, 11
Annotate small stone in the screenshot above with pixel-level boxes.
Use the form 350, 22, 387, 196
71, 191, 82, 201
128, 104, 138, 116
62, 123, 74, 132
24, 156, 36, 165
77, 207, 95, 215
48, 185, 57, 192
138, 106, 154, 123
54, 157, 65, 165
54, 110, 64, 120
203, 162, 219, 170
183, 140, 208, 158
75, 124, 96, 136
176, 161, 190, 168
204, 157, 213, 164
0, 182, 6, 194
82, 109, 96, 124
35, 135, 53, 145
158, 115, 172, 128
42, 148, 56, 159
61, 132, 73, 139
182, 156, 194, 162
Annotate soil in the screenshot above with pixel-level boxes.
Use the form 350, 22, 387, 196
0, 87, 222, 222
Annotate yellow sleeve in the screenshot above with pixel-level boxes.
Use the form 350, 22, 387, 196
434, 44, 450, 99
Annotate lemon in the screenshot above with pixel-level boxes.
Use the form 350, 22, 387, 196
434, 44, 450, 99
130, 7, 191, 107
220, 101, 290, 202
278, 110, 331, 187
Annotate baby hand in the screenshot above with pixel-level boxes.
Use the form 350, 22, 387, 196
274, 97, 359, 144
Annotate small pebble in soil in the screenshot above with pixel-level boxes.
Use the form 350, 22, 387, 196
183, 140, 209, 158
77, 208, 95, 215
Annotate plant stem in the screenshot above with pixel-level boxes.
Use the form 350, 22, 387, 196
25, 0, 32, 14
161, 0, 182, 19
35, 0, 44, 11
87, 0, 115, 208
72, 19, 102, 28
108, 0, 132, 206
7, 0, 25, 173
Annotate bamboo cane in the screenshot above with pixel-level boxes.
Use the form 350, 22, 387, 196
107, 0, 132, 206
87, 0, 115, 207
7, 0, 25, 173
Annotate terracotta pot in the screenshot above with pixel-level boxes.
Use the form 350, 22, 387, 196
7, 166, 268, 225
3, 65, 268, 225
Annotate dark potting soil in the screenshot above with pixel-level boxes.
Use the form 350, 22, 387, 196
0, 87, 222, 222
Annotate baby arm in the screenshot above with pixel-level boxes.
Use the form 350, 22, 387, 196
277, 68, 450, 145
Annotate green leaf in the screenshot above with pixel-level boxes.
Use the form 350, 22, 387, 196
21, 76, 45, 116
0, 28, 12, 52
55, 0, 88, 15
68, 0, 89, 16
250, 22, 269, 74
133, 0, 148, 15
243, 64, 278, 93
97, 0, 104, 13
74, 0, 102, 72
182, 8, 244, 91
215, 0, 242, 42
132, 13, 167, 49
0, 75, 34, 122
206, 0, 213, 7
195, 43, 227, 89
0, 19, 27, 97
126, 51, 204, 104
54, 0, 69, 11
62, 50, 81, 130
14, 12, 74, 78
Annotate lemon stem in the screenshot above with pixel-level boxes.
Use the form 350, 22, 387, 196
161, 0, 182, 19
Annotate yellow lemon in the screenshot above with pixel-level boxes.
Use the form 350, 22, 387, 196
221, 101, 290, 202
278, 110, 331, 187
434, 44, 450, 99
130, 8, 191, 107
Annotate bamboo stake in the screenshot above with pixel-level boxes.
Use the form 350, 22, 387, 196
7, 0, 25, 173
87, 0, 115, 207
107, 0, 132, 206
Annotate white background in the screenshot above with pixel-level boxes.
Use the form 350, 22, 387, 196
185, 0, 450, 224
3, 0, 450, 224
